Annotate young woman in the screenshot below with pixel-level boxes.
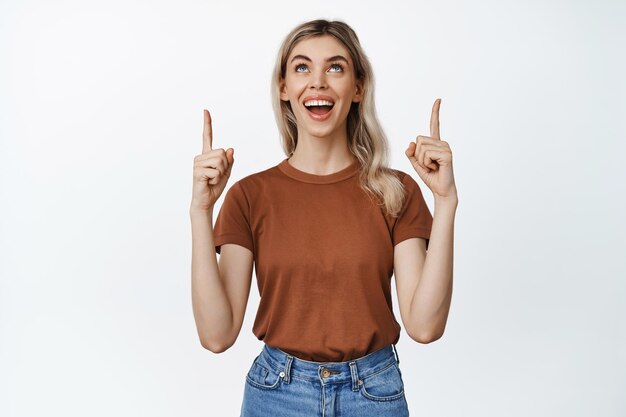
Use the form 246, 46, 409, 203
190, 19, 457, 417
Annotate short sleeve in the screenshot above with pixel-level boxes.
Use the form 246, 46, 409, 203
392, 173, 433, 249
213, 181, 254, 255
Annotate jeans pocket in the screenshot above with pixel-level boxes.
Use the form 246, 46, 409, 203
359, 362, 405, 402
245, 354, 284, 390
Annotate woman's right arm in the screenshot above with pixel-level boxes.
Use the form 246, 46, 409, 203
190, 110, 252, 352
190, 207, 254, 352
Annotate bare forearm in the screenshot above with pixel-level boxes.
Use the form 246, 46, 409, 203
190, 206, 233, 351
410, 196, 457, 341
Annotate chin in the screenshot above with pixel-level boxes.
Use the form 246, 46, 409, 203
306, 126, 338, 139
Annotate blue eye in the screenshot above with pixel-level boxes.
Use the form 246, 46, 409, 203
329, 63, 344, 72
294, 63, 345, 73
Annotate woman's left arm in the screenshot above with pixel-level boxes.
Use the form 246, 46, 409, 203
402, 98, 458, 342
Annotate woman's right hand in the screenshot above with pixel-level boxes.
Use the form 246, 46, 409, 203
191, 109, 235, 212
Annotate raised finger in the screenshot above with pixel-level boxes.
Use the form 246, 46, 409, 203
203, 109, 213, 153
430, 98, 441, 140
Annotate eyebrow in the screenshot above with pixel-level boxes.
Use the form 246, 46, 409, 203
290, 54, 349, 64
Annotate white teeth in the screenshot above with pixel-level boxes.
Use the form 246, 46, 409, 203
304, 99, 334, 107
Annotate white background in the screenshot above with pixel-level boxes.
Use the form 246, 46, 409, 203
1, 0, 624, 416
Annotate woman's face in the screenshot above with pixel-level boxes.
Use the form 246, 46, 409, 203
280, 34, 363, 140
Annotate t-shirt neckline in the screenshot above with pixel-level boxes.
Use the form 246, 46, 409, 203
277, 158, 360, 184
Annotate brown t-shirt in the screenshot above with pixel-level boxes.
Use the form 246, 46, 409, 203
213, 158, 433, 362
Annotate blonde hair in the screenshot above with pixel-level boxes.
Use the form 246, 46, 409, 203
271, 19, 407, 218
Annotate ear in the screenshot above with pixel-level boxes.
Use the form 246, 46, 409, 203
279, 79, 289, 101
353, 78, 364, 103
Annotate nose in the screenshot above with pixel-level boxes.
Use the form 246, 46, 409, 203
309, 70, 327, 90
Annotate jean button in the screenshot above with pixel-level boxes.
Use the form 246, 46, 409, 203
321, 368, 330, 377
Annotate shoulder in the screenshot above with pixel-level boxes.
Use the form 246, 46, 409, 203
228, 161, 284, 196
388, 167, 422, 191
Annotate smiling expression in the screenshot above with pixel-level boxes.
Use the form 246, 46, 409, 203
279, 35, 363, 140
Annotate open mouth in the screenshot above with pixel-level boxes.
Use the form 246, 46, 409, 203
304, 99, 334, 118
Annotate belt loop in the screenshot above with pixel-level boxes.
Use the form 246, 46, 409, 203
349, 362, 360, 391
283, 355, 293, 384
392, 343, 400, 365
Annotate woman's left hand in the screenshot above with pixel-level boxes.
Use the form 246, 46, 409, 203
405, 98, 457, 200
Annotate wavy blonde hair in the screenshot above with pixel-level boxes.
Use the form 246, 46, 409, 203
270, 19, 407, 218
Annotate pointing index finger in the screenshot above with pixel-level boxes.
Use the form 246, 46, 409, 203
203, 109, 213, 153
430, 98, 441, 140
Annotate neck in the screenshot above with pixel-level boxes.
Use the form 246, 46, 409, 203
288, 126, 356, 175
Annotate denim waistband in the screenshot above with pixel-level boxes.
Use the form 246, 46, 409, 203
259, 343, 401, 389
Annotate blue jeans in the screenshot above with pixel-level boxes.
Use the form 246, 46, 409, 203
240, 343, 410, 417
